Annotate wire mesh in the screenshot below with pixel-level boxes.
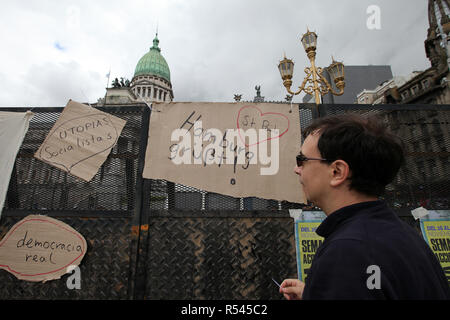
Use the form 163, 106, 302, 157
4, 103, 448, 213
145, 104, 450, 212
319, 104, 450, 211
4, 106, 145, 214
1, 103, 449, 300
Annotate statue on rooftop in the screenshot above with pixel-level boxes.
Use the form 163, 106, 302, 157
255, 85, 261, 97
112, 78, 120, 88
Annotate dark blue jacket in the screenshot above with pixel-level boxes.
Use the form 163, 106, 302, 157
302, 200, 450, 300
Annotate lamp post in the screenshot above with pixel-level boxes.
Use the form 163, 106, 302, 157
278, 30, 345, 108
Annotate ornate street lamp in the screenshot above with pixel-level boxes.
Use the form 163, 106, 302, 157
278, 29, 345, 106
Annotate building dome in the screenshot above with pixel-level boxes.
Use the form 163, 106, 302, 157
134, 34, 171, 82
130, 33, 173, 103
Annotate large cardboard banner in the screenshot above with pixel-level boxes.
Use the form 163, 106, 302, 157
34, 100, 126, 182
143, 102, 305, 204
0, 111, 33, 217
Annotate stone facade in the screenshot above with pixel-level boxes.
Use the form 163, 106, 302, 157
358, 0, 450, 105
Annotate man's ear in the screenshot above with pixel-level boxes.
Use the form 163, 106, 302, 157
330, 160, 350, 187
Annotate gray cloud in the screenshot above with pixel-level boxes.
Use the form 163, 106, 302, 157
9, 61, 102, 108
0, 0, 429, 107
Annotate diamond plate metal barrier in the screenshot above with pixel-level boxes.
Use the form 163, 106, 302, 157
137, 211, 297, 300
0, 215, 132, 299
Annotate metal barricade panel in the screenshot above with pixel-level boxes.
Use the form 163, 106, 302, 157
0, 215, 132, 299
0, 105, 149, 299
141, 212, 297, 300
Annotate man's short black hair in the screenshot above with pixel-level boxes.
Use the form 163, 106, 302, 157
303, 113, 405, 197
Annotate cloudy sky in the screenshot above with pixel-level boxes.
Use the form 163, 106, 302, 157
0, 0, 429, 107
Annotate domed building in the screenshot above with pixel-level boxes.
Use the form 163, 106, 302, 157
99, 33, 173, 105
131, 34, 173, 102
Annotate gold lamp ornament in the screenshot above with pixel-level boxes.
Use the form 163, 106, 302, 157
278, 29, 345, 105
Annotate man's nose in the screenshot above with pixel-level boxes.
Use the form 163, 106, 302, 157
294, 165, 301, 175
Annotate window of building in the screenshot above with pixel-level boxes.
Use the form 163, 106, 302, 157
411, 85, 419, 96
154, 88, 157, 99
401, 91, 409, 100
421, 79, 430, 89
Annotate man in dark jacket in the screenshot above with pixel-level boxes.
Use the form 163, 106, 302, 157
280, 114, 449, 300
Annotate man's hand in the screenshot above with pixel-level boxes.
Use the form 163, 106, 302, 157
280, 279, 305, 300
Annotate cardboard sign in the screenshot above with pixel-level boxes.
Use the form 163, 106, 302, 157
292, 210, 326, 281
0, 215, 87, 282
143, 102, 305, 204
0, 111, 33, 218
34, 100, 126, 181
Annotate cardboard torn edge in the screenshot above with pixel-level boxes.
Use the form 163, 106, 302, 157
289, 209, 302, 221
411, 206, 429, 220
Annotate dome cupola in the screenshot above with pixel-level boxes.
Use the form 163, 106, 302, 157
134, 33, 171, 82
131, 33, 173, 103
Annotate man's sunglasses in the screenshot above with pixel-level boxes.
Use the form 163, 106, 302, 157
296, 154, 331, 167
